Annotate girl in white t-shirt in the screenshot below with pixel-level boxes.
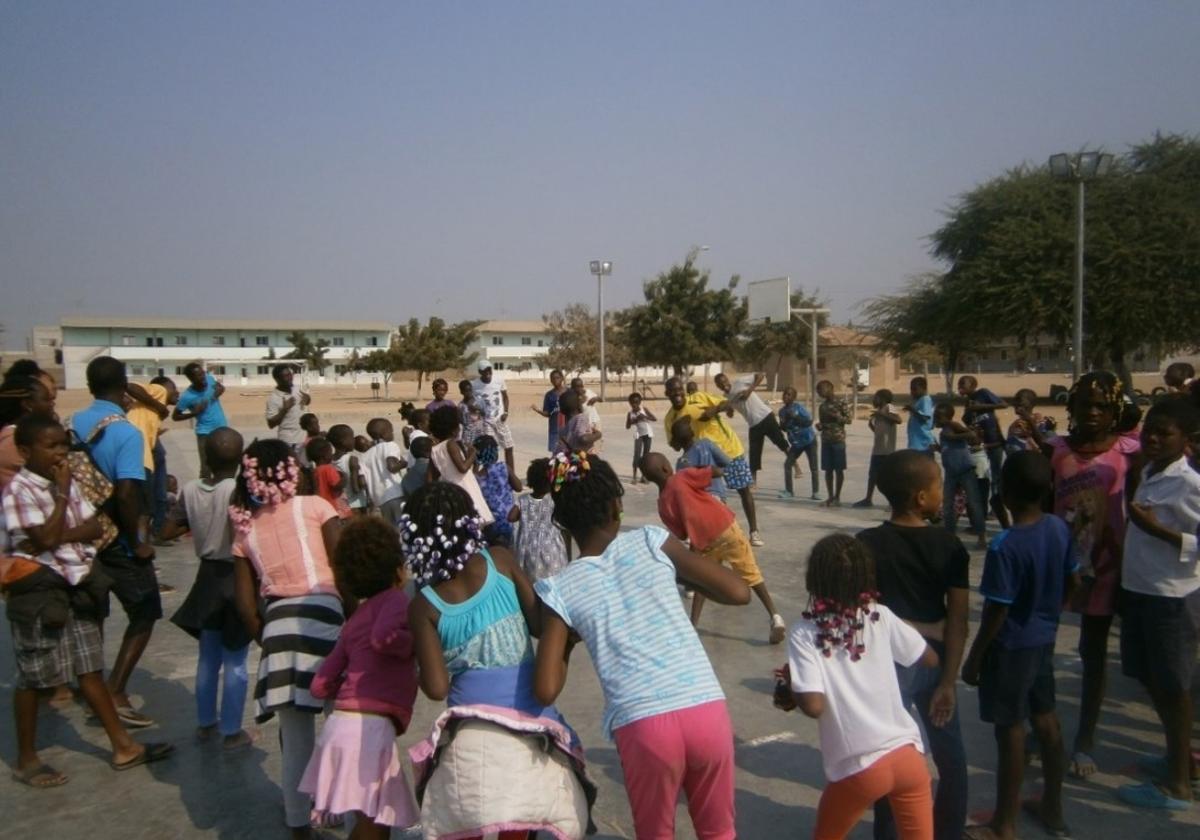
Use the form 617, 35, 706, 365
624, 392, 657, 483
776, 534, 937, 840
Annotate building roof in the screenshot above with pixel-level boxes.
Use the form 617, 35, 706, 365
60, 316, 393, 332
476, 319, 549, 333
819, 325, 880, 347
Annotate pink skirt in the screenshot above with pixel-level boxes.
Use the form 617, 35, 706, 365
299, 710, 419, 828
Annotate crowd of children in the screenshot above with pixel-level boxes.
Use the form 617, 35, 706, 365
3, 353, 1200, 840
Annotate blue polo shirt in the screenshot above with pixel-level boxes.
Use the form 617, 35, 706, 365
71, 400, 145, 483
907, 394, 935, 451
980, 515, 1078, 649
176, 373, 227, 435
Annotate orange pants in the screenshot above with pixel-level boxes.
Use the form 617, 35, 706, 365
814, 744, 932, 840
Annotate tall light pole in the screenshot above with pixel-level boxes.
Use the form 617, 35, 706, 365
1048, 151, 1113, 380
589, 259, 613, 400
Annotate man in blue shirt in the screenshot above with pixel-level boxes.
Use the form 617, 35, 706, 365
172, 361, 227, 480
904, 376, 936, 456
72, 356, 160, 728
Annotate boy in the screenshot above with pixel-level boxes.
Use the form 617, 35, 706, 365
959, 375, 1011, 529
1163, 361, 1194, 396
961, 451, 1078, 839
815, 380, 850, 507
401, 436, 432, 498
670, 416, 730, 500
328, 424, 369, 517
778, 385, 819, 500
854, 388, 901, 508
904, 376, 935, 457
163, 428, 253, 749
360, 418, 406, 523
1116, 399, 1200, 810
857, 450, 970, 840
934, 402, 988, 549
3, 415, 172, 784
306, 436, 350, 519
426, 377, 456, 414
641, 451, 785, 644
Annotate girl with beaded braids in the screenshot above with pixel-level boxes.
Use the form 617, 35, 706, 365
534, 452, 750, 840
1024, 371, 1141, 780
230, 438, 349, 840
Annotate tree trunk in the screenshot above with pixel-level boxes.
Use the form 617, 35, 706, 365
1109, 341, 1134, 397
417, 370, 425, 397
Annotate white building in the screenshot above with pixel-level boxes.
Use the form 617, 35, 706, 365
467, 320, 553, 379
60, 316, 393, 389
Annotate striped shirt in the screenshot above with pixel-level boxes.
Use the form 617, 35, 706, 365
535, 525, 724, 740
2, 467, 96, 585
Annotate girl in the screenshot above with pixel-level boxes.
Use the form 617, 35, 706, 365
427, 405, 493, 525
529, 369, 568, 454
933, 402, 987, 549
556, 390, 601, 454
1030, 372, 1140, 779
404, 483, 589, 839
299, 518, 419, 839
513, 458, 570, 581
231, 439, 349, 840
534, 453, 751, 839
778, 386, 819, 500
776, 534, 937, 840
473, 434, 521, 546
625, 392, 656, 483
1006, 389, 1056, 453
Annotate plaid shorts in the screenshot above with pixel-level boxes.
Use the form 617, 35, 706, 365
11, 613, 106, 689
723, 455, 753, 491
491, 419, 515, 450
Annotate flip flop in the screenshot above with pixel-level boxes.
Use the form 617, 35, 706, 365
1022, 800, 1071, 837
11, 763, 68, 788
116, 705, 155, 728
110, 741, 174, 771
1069, 750, 1096, 780
1117, 782, 1192, 812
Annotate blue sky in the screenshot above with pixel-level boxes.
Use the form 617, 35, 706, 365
3, 2, 1198, 348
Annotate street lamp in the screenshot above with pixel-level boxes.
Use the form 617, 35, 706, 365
1048, 151, 1114, 379
589, 259, 613, 401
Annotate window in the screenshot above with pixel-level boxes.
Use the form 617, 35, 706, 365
175, 366, 186, 375
492, 336, 503, 346
537, 340, 544, 347
367, 336, 379, 347
521, 337, 532, 346
239, 337, 246, 347
257, 365, 270, 375
145, 337, 155, 347
212, 336, 225, 346
817, 356, 827, 371
494, 362, 505, 370
332, 337, 345, 347
155, 338, 164, 347
129, 365, 144, 376
211, 365, 226, 375
175, 335, 188, 346
255, 335, 269, 346
121, 335, 136, 346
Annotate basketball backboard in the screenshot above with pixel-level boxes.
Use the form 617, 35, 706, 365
747, 276, 791, 324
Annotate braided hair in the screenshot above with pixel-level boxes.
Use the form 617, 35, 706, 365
549, 452, 623, 538
803, 534, 880, 660
228, 438, 300, 533
0, 376, 49, 428
398, 482, 485, 586
1065, 371, 1124, 437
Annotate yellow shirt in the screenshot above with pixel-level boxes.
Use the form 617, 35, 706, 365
664, 391, 745, 459
127, 383, 168, 470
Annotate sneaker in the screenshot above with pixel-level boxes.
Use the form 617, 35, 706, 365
769, 614, 786, 645
777, 491, 794, 500
749, 530, 765, 547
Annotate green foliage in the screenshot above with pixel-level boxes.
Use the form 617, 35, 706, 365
735, 290, 827, 377
543, 303, 632, 377
283, 331, 331, 375
390, 318, 481, 396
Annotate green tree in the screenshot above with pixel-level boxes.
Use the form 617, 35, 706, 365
283, 331, 331, 376
359, 347, 397, 398
619, 258, 745, 376
543, 303, 599, 375
391, 318, 481, 396
734, 289, 827, 389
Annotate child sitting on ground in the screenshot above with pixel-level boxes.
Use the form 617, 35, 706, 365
670, 416, 731, 500
642, 451, 786, 644
961, 451, 1078, 839
473, 434, 521, 547
427, 406, 493, 526
854, 389, 901, 508
329, 425, 369, 518
778, 386, 819, 500
299, 517, 420, 839
399, 436, 432, 499
361, 419, 407, 524
307, 437, 351, 520
934, 402, 987, 549
556, 390, 601, 454
513, 457, 570, 582
776, 533, 938, 840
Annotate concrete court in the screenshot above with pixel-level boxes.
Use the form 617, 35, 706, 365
2, 401, 1198, 839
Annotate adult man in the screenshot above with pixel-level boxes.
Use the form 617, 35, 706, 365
472, 362, 514, 471
265, 364, 311, 454
172, 362, 227, 481
958, 374, 1011, 529
71, 356, 159, 727
715, 371, 790, 485
664, 376, 764, 546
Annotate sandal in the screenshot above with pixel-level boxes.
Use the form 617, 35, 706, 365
1069, 750, 1097, 780
1022, 799, 1071, 837
116, 705, 155, 728
110, 741, 174, 771
1116, 781, 1192, 812
11, 763, 68, 788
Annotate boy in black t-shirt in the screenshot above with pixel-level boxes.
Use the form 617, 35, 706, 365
856, 450, 969, 840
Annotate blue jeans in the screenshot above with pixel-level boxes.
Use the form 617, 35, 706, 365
873, 639, 968, 840
941, 450, 985, 536
196, 630, 250, 736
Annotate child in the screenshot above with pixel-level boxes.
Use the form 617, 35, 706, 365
399, 436, 432, 499
530, 369, 567, 454
778, 386, 819, 500
670, 416, 731, 500
166, 473, 180, 511
427, 405, 493, 524
407, 408, 430, 446
461, 402, 494, 448
4, 415, 172, 785
1005, 389, 1056, 454
230, 439, 346, 840
329, 424, 369, 518
165, 427, 254, 749
572, 377, 603, 439
961, 451, 1078, 838
556, 389, 601, 454
776, 534, 938, 840
513, 457, 570, 581
533, 453, 751, 839
361, 418, 407, 524
625, 392, 657, 483
473, 434, 521, 547
958, 376, 1010, 528
854, 388, 902, 508
425, 377, 456, 414
300, 412, 321, 454
904, 376, 936, 456
354, 435, 371, 454
457, 379, 476, 429
1115, 399, 1200, 810
933, 402, 987, 549
642, 451, 786, 644
816, 380, 851, 507
307, 436, 351, 520
857, 450, 970, 840
1163, 361, 1194, 395
299, 518, 420, 838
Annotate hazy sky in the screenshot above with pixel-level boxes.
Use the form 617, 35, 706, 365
3, 2, 1199, 348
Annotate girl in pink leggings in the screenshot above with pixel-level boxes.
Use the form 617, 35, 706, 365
533, 452, 751, 839
776, 534, 938, 840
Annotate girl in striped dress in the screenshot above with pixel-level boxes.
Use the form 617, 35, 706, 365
231, 439, 349, 840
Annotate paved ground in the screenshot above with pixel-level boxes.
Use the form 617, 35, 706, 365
3, 397, 1198, 838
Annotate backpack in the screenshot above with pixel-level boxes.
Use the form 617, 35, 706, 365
66, 414, 125, 551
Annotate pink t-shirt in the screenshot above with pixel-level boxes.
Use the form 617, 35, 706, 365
233, 495, 340, 599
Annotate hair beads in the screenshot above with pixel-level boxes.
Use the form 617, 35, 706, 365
398, 511, 484, 586
802, 592, 882, 661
